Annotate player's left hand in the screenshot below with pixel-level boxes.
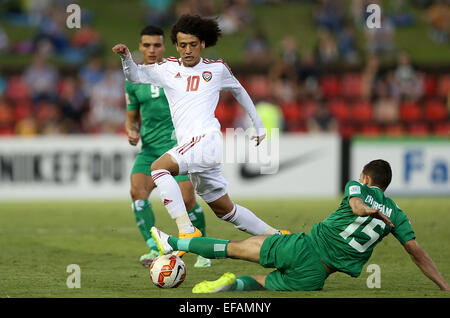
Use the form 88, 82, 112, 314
251, 133, 266, 146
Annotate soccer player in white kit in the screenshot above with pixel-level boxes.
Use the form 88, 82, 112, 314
112, 15, 287, 256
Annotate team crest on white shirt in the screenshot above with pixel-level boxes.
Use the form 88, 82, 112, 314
202, 71, 212, 82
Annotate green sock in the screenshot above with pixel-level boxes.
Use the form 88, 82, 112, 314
168, 237, 229, 259
132, 200, 157, 251
188, 203, 206, 236
231, 276, 264, 291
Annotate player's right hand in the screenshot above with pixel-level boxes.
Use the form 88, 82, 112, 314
368, 208, 394, 228
112, 44, 130, 58
127, 130, 140, 146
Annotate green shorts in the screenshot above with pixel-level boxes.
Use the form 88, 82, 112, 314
131, 146, 189, 183
260, 232, 328, 291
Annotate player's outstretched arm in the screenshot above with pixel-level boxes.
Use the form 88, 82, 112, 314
112, 43, 162, 85
349, 197, 394, 227
403, 239, 450, 291
229, 86, 266, 146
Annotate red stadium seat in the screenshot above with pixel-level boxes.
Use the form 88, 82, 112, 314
360, 123, 381, 137
384, 123, 405, 136
4, 76, 30, 102
215, 100, 238, 130
300, 99, 318, 120
328, 99, 349, 122
281, 101, 303, 127
339, 123, 356, 139
437, 75, 450, 97
408, 123, 429, 136
246, 75, 270, 99
13, 101, 33, 122
400, 101, 422, 122
424, 99, 447, 122
320, 75, 340, 98
422, 75, 437, 98
340, 73, 362, 99
433, 122, 450, 136
351, 100, 372, 122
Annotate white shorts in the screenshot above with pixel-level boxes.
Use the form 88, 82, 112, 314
167, 132, 228, 203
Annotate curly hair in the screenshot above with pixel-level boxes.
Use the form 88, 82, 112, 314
170, 14, 222, 48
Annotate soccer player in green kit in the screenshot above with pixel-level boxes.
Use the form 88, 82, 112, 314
152, 159, 450, 292
125, 25, 210, 268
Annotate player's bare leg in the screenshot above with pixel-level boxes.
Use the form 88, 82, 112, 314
226, 236, 267, 263
208, 193, 281, 236
178, 179, 211, 267
150, 153, 202, 256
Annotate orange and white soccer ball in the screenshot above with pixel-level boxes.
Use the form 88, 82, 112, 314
149, 254, 186, 288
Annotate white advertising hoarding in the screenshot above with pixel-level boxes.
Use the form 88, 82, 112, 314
0, 134, 341, 200
351, 138, 450, 196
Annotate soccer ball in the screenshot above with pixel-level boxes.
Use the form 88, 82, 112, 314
149, 254, 186, 288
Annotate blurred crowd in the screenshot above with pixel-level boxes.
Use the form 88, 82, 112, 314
0, 0, 448, 138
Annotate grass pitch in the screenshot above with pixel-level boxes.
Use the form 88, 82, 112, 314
0, 198, 449, 298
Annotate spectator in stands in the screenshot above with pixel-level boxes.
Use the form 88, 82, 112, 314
337, 22, 358, 63
33, 6, 70, 55
307, 100, 338, 133
393, 51, 423, 100
243, 28, 273, 66
314, 0, 343, 33
142, 0, 175, 27
365, 15, 395, 57
87, 66, 125, 134
373, 80, 399, 125
427, 0, 449, 44
387, 0, 415, 27
70, 23, 104, 60
217, 0, 251, 35
23, 54, 59, 103
15, 116, 38, 136
315, 29, 338, 65
175, 0, 215, 18
0, 97, 14, 135
78, 57, 105, 98
297, 49, 321, 99
58, 77, 88, 133
0, 27, 9, 53
268, 36, 300, 102
0, 72, 7, 97
361, 55, 381, 99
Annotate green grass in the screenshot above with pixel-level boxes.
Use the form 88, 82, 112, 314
0, 198, 449, 298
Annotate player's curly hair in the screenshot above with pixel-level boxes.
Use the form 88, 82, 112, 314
170, 14, 222, 48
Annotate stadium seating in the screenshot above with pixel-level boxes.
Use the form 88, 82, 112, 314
351, 100, 373, 123
328, 98, 348, 122
424, 99, 447, 122
400, 100, 422, 123
340, 73, 362, 99
320, 75, 340, 98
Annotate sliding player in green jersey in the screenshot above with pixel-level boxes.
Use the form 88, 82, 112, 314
126, 25, 210, 268
152, 159, 449, 292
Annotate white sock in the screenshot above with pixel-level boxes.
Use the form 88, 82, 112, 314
151, 169, 194, 233
221, 204, 278, 235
